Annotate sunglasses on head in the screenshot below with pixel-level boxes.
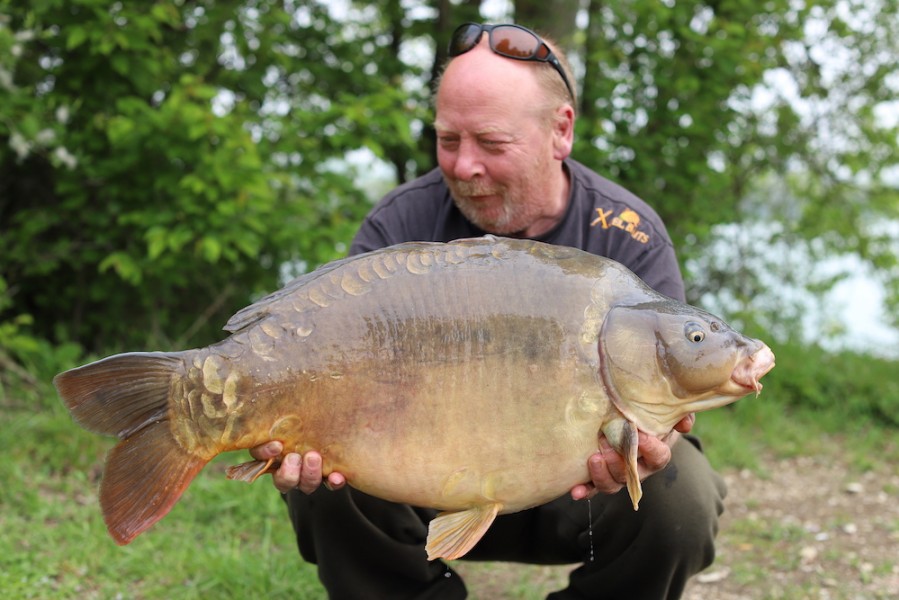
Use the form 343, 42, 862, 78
448, 22, 575, 101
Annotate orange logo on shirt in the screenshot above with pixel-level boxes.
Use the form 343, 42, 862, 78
591, 208, 649, 244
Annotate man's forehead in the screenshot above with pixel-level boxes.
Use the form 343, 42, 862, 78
432, 117, 510, 135
438, 43, 542, 98
433, 43, 557, 138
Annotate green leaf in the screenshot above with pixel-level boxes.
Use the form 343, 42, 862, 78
199, 237, 222, 262
110, 53, 130, 76
66, 26, 88, 50
146, 227, 169, 260
98, 252, 142, 285
106, 115, 135, 144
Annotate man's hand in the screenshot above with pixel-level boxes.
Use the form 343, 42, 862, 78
570, 414, 695, 501
249, 442, 346, 494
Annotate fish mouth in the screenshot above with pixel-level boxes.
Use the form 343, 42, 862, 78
730, 344, 776, 395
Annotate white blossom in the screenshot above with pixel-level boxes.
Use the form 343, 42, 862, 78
53, 146, 78, 169
35, 128, 56, 145
9, 131, 30, 159
0, 66, 13, 91
14, 29, 35, 43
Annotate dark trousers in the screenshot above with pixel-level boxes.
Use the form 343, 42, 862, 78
284, 436, 726, 599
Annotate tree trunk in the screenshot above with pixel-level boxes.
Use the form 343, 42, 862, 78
513, 0, 580, 51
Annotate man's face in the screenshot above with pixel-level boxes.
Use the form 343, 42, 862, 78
434, 45, 565, 235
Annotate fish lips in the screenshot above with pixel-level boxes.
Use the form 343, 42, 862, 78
729, 344, 776, 395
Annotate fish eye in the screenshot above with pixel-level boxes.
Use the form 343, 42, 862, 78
684, 322, 705, 343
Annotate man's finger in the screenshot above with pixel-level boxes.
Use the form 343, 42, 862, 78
637, 433, 673, 472
273, 452, 302, 493
674, 414, 695, 433
298, 452, 323, 494
249, 440, 282, 461
325, 471, 347, 491
588, 453, 625, 494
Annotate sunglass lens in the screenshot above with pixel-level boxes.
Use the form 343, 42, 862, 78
449, 23, 484, 56
491, 26, 539, 59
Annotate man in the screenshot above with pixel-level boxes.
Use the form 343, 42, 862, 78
251, 23, 726, 599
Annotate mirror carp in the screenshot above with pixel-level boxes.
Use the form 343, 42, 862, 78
55, 236, 775, 561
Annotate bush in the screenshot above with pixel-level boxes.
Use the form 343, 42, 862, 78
0, 276, 82, 393
759, 340, 898, 426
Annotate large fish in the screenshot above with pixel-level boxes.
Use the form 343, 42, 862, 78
55, 236, 775, 560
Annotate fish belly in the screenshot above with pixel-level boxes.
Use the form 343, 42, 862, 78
260, 301, 611, 512
284, 352, 608, 512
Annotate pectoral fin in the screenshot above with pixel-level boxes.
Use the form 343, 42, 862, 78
602, 418, 642, 510
425, 503, 502, 561
226, 458, 278, 483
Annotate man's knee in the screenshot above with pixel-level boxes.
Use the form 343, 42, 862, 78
638, 435, 727, 568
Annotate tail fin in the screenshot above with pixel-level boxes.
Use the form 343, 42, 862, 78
54, 352, 209, 544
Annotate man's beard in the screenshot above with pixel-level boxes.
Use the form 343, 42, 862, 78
448, 181, 518, 234
443, 148, 555, 236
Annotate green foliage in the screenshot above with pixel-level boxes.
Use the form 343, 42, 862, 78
0, 275, 82, 392
762, 340, 899, 427
574, 0, 899, 275
0, 1, 430, 352
577, 0, 792, 245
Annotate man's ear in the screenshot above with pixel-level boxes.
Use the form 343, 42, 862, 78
552, 104, 575, 160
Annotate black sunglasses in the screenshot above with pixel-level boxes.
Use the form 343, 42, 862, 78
448, 22, 575, 101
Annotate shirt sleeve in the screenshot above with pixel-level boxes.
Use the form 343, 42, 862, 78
348, 169, 476, 256
625, 241, 686, 302
349, 214, 396, 256
348, 170, 446, 256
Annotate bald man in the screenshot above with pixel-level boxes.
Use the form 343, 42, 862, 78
251, 23, 726, 599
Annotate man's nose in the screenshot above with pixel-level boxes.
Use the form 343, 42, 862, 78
451, 141, 484, 180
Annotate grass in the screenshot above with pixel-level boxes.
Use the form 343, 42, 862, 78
2, 350, 896, 599
694, 388, 899, 474
0, 371, 325, 600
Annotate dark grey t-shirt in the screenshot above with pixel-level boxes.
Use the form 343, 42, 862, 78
349, 158, 685, 302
